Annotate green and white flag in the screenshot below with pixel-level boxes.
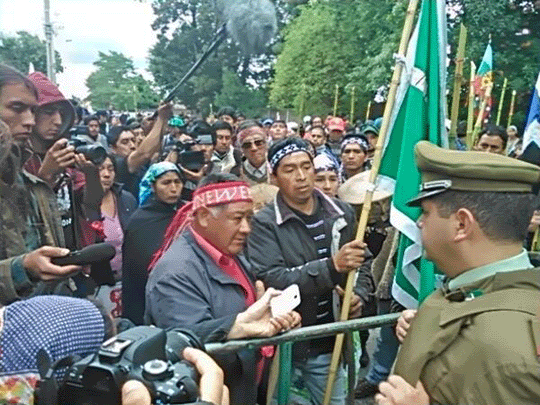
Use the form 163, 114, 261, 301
377, 0, 448, 308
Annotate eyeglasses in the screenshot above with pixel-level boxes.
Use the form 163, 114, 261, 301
241, 139, 266, 149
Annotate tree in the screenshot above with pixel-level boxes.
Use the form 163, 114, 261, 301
85, 51, 159, 110
0, 31, 63, 74
214, 69, 268, 118
147, 0, 297, 114
269, 0, 407, 117
447, 0, 540, 128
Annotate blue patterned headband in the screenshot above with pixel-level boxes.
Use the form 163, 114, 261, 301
341, 136, 369, 153
269, 143, 312, 171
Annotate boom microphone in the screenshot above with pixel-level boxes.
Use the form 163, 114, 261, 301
51, 243, 116, 266
218, 0, 278, 55
163, 0, 278, 102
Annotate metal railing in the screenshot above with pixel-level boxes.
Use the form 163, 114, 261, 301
205, 313, 400, 354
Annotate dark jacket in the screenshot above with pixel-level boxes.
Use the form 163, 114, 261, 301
246, 189, 374, 358
122, 198, 179, 325
110, 182, 138, 230
145, 230, 259, 405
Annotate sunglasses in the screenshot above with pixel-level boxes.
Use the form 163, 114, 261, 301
241, 139, 266, 149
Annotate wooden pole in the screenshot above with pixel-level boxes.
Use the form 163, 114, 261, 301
449, 23, 468, 149
471, 82, 493, 146
466, 61, 476, 149
365, 100, 372, 121
350, 86, 356, 121
507, 89, 517, 127
333, 84, 339, 117
323, 1, 420, 403
496, 77, 508, 126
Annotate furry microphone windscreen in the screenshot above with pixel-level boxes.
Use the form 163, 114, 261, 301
217, 0, 278, 55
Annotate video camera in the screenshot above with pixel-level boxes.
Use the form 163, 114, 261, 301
55, 326, 202, 405
68, 138, 107, 166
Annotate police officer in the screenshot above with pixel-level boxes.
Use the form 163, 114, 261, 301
376, 141, 540, 405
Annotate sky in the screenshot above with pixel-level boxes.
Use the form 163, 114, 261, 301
0, 0, 158, 99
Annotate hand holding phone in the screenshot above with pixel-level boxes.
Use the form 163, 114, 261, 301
270, 284, 301, 317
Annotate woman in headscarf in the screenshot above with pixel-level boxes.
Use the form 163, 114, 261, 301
122, 161, 183, 325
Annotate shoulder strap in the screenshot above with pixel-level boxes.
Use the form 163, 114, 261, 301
440, 289, 540, 326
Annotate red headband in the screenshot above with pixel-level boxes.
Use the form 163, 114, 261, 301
148, 181, 252, 271
237, 126, 266, 147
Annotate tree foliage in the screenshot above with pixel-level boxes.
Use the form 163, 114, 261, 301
0, 31, 63, 75
85, 51, 159, 110
214, 69, 268, 117
448, 0, 540, 127
270, 0, 407, 117
147, 0, 298, 114
270, 0, 540, 124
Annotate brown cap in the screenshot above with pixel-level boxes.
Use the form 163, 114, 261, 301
407, 141, 540, 206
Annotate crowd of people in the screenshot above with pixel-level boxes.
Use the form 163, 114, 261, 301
0, 61, 539, 405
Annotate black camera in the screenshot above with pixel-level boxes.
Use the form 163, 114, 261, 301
68, 138, 107, 166
58, 326, 202, 405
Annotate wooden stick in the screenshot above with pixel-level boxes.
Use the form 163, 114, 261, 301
496, 77, 508, 126
365, 100, 372, 121
532, 229, 540, 252
333, 84, 339, 117
508, 89, 517, 128
323, 1, 420, 403
466, 61, 476, 149
471, 82, 493, 146
350, 86, 356, 121
449, 23, 468, 149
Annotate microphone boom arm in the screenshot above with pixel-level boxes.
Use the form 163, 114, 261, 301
163, 23, 228, 103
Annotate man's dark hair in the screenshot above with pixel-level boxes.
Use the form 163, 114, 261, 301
272, 119, 286, 126
479, 124, 508, 149
0, 64, 37, 98
107, 126, 130, 147
198, 172, 240, 188
188, 120, 216, 145
212, 120, 233, 134
311, 125, 326, 136
268, 137, 313, 174
95, 110, 108, 118
430, 190, 538, 243
217, 106, 236, 120
238, 119, 262, 131
84, 115, 99, 125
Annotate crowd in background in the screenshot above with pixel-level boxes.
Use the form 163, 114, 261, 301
1, 61, 537, 405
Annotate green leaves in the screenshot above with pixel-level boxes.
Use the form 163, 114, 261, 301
0, 31, 63, 75
85, 51, 159, 110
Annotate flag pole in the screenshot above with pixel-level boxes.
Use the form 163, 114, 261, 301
496, 77, 508, 126
507, 89, 517, 127
471, 82, 493, 146
322, 0, 420, 403
350, 86, 356, 121
466, 61, 476, 149
333, 84, 339, 117
365, 100, 372, 121
449, 23, 467, 149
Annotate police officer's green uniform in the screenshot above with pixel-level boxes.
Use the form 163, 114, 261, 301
393, 142, 540, 405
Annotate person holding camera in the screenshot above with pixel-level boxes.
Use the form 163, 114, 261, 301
109, 102, 173, 201
0, 64, 81, 305
145, 173, 301, 405
23, 72, 104, 252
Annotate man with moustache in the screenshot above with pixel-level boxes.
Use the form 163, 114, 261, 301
247, 137, 374, 404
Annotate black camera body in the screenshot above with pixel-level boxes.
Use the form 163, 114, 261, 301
58, 326, 201, 405
68, 138, 107, 166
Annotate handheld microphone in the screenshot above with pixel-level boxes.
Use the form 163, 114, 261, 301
52, 243, 116, 266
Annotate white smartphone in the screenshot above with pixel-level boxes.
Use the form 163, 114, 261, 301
270, 284, 301, 317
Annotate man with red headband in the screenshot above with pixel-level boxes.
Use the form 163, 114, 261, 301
145, 173, 301, 405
